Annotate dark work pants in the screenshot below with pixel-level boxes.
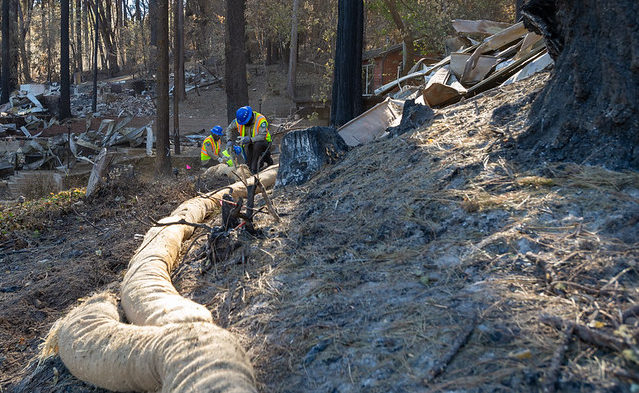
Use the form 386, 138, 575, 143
246, 140, 273, 217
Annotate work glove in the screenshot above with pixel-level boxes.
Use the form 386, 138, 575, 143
237, 136, 252, 145
233, 145, 243, 155
217, 156, 225, 163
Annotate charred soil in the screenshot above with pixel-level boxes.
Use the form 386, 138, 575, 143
2, 71, 639, 393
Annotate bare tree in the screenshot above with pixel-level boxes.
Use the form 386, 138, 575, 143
1, 0, 12, 104
330, 0, 363, 127
92, 0, 98, 112
60, 0, 71, 119
173, 0, 184, 154
224, 0, 249, 123
383, 0, 415, 75
75, 0, 82, 79
519, 0, 639, 169
156, 0, 171, 175
17, 0, 34, 83
286, 0, 300, 99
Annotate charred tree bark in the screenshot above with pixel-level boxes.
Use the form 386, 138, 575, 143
519, 0, 639, 170
156, 0, 171, 176
1, 0, 12, 104
92, 0, 98, 112
75, 0, 81, 78
330, 0, 363, 127
17, 0, 33, 83
60, 0, 71, 119
172, 0, 184, 155
224, 0, 249, 123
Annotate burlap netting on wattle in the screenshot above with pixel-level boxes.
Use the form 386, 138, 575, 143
42, 166, 278, 393
54, 293, 256, 393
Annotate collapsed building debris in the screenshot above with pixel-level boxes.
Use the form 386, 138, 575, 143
344, 19, 553, 146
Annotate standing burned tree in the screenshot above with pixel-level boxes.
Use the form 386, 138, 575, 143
518, 0, 639, 170
155, 0, 171, 176
330, 0, 364, 128
60, 0, 71, 119
224, 0, 249, 123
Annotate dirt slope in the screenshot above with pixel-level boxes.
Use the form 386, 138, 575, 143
3, 71, 638, 392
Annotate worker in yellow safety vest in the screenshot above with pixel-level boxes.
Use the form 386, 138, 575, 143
225, 106, 274, 215
201, 126, 234, 167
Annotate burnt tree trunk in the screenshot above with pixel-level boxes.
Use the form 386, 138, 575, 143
519, 0, 639, 170
156, 0, 171, 175
330, 0, 363, 127
1, 0, 11, 104
224, 0, 248, 123
75, 0, 82, 78
60, 0, 71, 119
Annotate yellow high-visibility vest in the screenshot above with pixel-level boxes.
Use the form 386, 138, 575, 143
201, 136, 220, 161
237, 112, 271, 142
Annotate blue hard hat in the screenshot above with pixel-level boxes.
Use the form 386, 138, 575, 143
210, 126, 223, 136
233, 145, 243, 155
235, 106, 253, 125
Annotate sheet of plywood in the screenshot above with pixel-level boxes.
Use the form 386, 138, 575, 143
338, 97, 404, 146
462, 22, 528, 84
422, 83, 464, 107
450, 53, 500, 85
465, 46, 546, 98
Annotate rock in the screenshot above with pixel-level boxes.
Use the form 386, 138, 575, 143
385, 99, 435, 137
276, 126, 349, 187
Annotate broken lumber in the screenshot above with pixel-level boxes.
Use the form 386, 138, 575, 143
85, 148, 113, 198
374, 44, 479, 96
461, 22, 529, 84
450, 52, 501, 85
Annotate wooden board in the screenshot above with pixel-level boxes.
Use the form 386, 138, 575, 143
461, 22, 529, 84
338, 98, 404, 146
422, 83, 465, 107
450, 53, 501, 85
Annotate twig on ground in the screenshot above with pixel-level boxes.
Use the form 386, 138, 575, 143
612, 367, 639, 383
423, 312, 478, 385
543, 323, 574, 393
622, 304, 639, 323
255, 175, 280, 222
540, 314, 628, 353
71, 205, 99, 230
219, 280, 237, 328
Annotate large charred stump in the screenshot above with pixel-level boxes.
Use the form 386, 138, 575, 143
518, 0, 639, 170
276, 126, 349, 187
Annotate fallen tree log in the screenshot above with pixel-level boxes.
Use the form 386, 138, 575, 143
42, 165, 279, 392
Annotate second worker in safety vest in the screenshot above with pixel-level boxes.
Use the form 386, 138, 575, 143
225, 106, 274, 215
201, 126, 236, 167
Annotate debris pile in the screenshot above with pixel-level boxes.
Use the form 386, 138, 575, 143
342, 19, 553, 147
378, 19, 552, 106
